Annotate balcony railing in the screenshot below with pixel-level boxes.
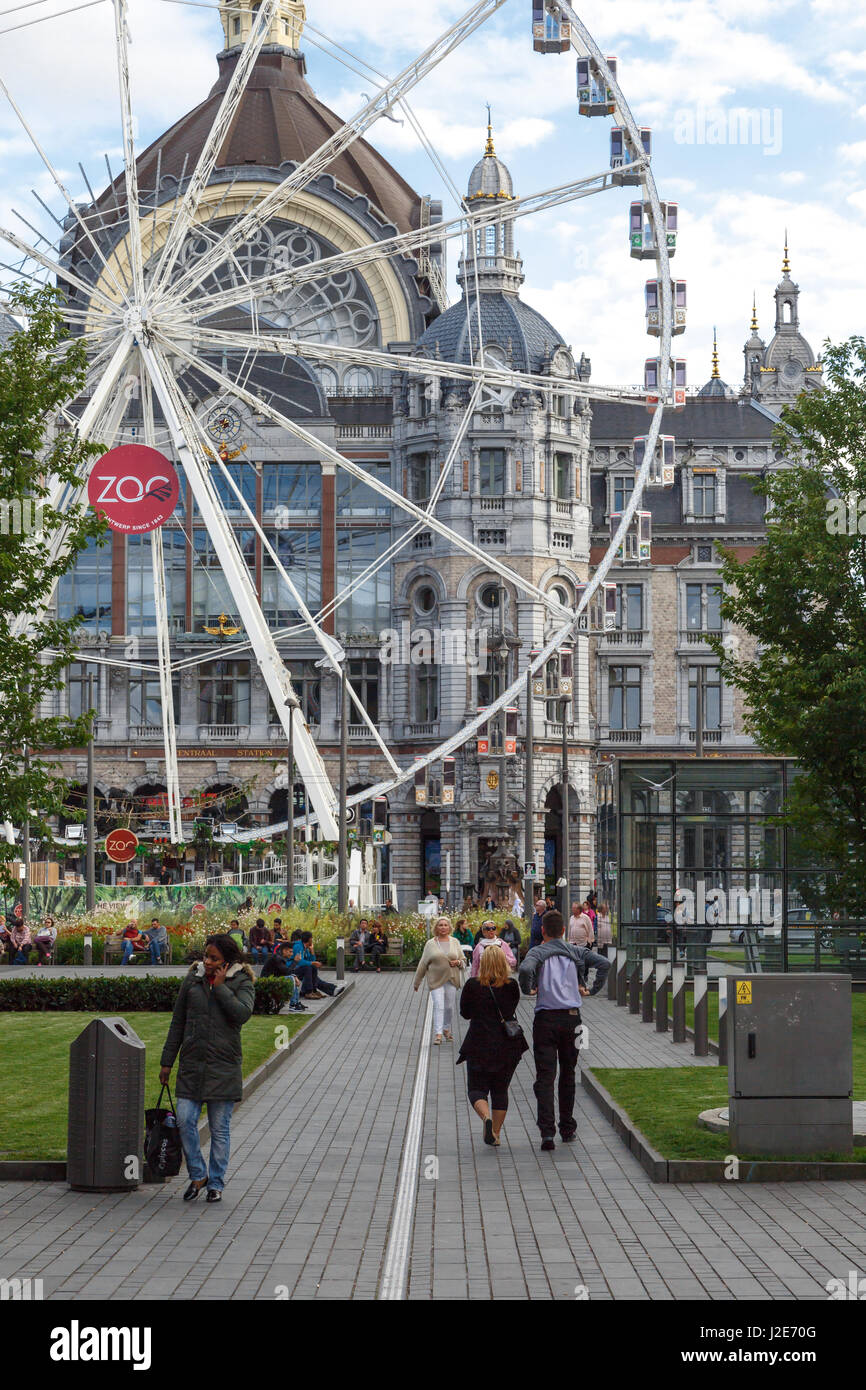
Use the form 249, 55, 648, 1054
348, 723, 375, 740
602, 630, 647, 645
479, 496, 505, 511
407, 721, 438, 737
130, 724, 162, 740
198, 724, 247, 741
682, 628, 723, 644
608, 729, 643, 743
554, 499, 573, 516
336, 424, 392, 439
688, 729, 722, 743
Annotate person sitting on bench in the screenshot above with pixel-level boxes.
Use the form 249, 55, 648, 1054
260, 940, 306, 1012
349, 919, 371, 971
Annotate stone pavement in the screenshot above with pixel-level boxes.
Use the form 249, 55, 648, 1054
2, 972, 866, 1300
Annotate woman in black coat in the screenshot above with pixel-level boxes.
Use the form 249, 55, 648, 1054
458, 943, 528, 1147
160, 933, 255, 1203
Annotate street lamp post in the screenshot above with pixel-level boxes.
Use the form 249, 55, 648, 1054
338, 663, 348, 914
524, 662, 534, 935
86, 672, 95, 912
559, 694, 570, 919
285, 695, 298, 908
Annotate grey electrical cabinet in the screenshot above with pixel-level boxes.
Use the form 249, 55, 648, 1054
727, 974, 852, 1155
67, 1017, 146, 1191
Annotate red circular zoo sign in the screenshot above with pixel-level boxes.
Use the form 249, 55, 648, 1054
88, 444, 179, 534
105, 829, 139, 863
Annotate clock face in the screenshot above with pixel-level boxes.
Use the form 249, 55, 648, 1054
207, 407, 242, 443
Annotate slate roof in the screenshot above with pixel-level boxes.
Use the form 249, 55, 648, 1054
590, 397, 777, 442
414, 291, 565, 373
0, 310, 20, 346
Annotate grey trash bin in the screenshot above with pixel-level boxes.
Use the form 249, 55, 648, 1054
67, 1017, 146, 1192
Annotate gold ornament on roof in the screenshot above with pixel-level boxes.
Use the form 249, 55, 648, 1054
203, 613, 242, 637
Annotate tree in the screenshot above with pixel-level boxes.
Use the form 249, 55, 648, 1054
714, 336, 866, 914
0, 285, 106, 890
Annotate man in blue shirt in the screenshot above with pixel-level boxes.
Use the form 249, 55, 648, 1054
518, 909, 587, 1151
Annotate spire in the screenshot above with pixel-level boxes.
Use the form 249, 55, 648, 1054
750, 292, 758, 333
782, 229, 790, 277
711, 326, 720, 379
485, 104, 495, 157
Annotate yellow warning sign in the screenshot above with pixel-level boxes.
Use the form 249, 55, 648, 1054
736, 981, 752, 1005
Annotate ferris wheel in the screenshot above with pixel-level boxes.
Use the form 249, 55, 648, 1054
0, 0, 681, 845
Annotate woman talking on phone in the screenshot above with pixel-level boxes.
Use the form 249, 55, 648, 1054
160, 934, 255, 1203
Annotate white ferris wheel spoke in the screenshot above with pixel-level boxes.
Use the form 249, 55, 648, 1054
165, 165, 633, 321
160, 333, 583, 620
147, 0, 281, 303
154, 0, 511, 310
137, 335, 341, 839
111, 0, 145, 304
0, 223, 119, 317
0, 71, 131, 307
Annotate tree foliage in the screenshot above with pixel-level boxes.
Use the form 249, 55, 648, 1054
0, 285, 106, 886
714, 336, 866, 913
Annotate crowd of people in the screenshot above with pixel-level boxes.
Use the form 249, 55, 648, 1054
0, 914, 57, 965
413, 898, 613, 1153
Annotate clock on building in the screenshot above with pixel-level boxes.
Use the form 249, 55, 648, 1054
207, 406, 242, 443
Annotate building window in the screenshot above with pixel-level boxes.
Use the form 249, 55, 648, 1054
198, 660, 250, 727
692, 472, 716, 517
57, 536, 112, 634
613, 475, 634, 513
262, 529, 322, 628
478, 528, 506, 546
409, 453, 434, 502
209, 461, 256, 512
688, 664, 722, 730
479, 448, 505, 496
337, 461, 390, 517
271, 662, 321, 726
67, 662, 100, 719
129, 677, 179, 728
342, 366, 375, 395
415, 664, 439, 723
609, 665, 642, 730
615, 583, 643, 631
263, 462, 321, 516
335, 528, 391, 631
697, 544, 713, 563
192, 529, 254, 629
553, 453, 570, 499
685, 582, 723, 631
126, 531, 186, 636
346, 658, 379, 723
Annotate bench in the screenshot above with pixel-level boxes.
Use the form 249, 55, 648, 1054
104, 933, 173, 966
833, 935, 866, 976
382, 934, 405, 969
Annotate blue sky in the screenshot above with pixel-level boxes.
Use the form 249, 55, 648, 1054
1, 0, 864, 385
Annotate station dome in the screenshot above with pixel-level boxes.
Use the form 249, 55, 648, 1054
415, 292, 566, 376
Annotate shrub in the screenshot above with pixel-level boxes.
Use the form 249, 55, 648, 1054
0, 974, 293, 1014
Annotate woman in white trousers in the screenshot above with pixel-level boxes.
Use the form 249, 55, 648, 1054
413, 916, 465, 1044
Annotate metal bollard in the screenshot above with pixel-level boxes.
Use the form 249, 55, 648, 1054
654, 959, 670, 1033
336, 936, 345, 982
83, 932, 92, 968
717, 976, 728, 1066
693, 966, 709, 1057
607, 947, 619, 999
616, 948, 628, 1007
628, 960, 640, 1014
641, 955, 654, 1022
671, 963, 687, 1043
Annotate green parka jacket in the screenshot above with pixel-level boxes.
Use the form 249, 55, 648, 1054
161, 961, 256, 1102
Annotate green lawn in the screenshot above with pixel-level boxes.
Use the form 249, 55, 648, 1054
0, 1012, 307, 1161
592, 1066, 866, 1163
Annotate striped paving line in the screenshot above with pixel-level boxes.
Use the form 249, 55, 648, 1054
378, 994, 433, 1300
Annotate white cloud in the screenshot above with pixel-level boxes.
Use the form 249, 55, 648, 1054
847, 188, 866, 215
839, 140, 866, 163
778, 170, 807, 185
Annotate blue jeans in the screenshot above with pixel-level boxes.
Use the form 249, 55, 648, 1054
175, 1097, 235, 1192
121, 940, 137, 966
251, 946, 270, 966
149, 940, 165, 964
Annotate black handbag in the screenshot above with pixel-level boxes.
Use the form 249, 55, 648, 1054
489, 986, 526, 1044
144, 1082, 184, 1178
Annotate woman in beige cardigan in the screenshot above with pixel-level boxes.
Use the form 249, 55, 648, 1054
413, 916, 465, 1044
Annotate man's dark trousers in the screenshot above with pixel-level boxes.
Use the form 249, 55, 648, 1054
532, 1007, 581, 1139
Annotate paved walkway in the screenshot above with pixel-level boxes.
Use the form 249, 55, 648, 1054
2, 974, 866, 1300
